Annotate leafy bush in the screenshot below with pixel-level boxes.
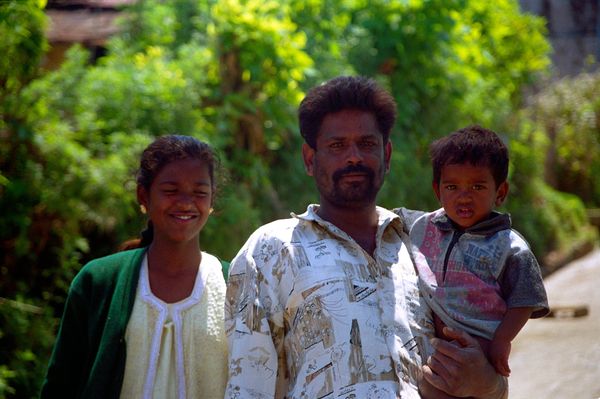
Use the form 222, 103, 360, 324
525, 72, 600, 207
508, 118, 598, 270
0, 299, 57, 399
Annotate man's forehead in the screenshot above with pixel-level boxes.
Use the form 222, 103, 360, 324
317, 110, 381, 136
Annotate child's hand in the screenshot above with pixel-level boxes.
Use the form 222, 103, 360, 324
489, 338, 511, 377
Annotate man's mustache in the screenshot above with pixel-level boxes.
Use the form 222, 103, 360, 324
332, 165, 374, 183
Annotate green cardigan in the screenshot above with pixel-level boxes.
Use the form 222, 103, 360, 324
40, 248, 229, 399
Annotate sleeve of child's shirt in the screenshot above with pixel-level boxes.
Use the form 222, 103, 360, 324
392, 207, 428, 232
224, 229, 287, 399
499, 239, 550, 319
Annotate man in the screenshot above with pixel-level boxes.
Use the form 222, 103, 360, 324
225, 76, 507, 398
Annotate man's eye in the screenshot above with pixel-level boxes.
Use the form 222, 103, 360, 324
360, 141, 376, 147
330, 142, 344, 149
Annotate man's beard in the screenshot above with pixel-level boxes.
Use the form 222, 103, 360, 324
326, 164, 383, 208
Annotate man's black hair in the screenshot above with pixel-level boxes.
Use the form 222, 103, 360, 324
298, 76, 397, 149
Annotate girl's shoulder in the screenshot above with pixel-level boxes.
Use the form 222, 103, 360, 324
72, 247, 146, 290
201, 251, 229, 282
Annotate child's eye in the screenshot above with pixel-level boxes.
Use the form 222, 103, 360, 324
162, 189, 177, 195
473, 184, 485, 190
445, 184, 456, 191
329, 142, 344, 149
194, 191, 208, 197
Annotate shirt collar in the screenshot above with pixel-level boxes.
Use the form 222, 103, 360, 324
431, 208, 512, 236
292, 204, 404, 236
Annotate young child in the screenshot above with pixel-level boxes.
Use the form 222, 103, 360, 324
41, 135, 228, 398
402, 125, 549, 384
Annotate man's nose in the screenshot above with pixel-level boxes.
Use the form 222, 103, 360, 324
346, 143, 363, 164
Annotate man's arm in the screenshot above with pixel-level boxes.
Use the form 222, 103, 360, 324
224, 235, 286, 398
422, 327, 508, 399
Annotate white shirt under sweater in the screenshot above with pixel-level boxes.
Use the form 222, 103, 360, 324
119, 252, 227, 399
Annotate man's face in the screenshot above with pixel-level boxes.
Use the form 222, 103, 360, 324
302, 109, 392, 209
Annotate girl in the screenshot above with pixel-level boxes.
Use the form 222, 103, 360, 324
41, 135, 228, 398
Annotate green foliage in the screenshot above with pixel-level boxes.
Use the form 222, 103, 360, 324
0, 299, 56, 399
346, 0, 549, 137
290, 0, 356, 88
0, 3, 56, 395
0, 0, 47, 117
508, 116, 598, 261
525, 72, 600, 206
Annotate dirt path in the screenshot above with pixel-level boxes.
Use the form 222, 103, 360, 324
508, 247, 600, 398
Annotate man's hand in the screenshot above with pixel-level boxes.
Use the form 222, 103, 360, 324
422, 327, 507, 399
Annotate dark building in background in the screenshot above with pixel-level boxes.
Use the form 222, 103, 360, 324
44, 0, 136, 69
520, 0, 600, 76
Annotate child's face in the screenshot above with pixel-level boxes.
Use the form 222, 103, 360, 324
138, 158, 213, 245
433, 163, 508, 229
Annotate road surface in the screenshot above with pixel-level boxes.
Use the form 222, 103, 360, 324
508, 247, 600, 398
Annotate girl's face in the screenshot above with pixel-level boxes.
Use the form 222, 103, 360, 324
138, 158, 213, 245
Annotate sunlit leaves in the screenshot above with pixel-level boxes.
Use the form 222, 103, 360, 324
527, 72, 600, 206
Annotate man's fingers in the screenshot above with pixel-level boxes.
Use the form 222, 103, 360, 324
431, 336, 471, 363
422, 364, 448, 392
441, 327, 478, 348
424, 351, 462, 390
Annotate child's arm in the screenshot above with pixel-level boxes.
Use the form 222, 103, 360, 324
490, 307, 534, 376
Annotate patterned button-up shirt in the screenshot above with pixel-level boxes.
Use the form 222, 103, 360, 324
225, 205, 434, 399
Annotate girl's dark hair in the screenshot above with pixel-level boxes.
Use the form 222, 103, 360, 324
429, 125, 509, 187
120, 135, 219, 250
298, 76, 397, 149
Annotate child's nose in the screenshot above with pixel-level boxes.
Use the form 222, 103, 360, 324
457, 190, 472, 202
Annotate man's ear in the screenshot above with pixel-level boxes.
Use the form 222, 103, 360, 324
495, 181, 509, 207
384, 141, 392, 173
302, 143, 315, 176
